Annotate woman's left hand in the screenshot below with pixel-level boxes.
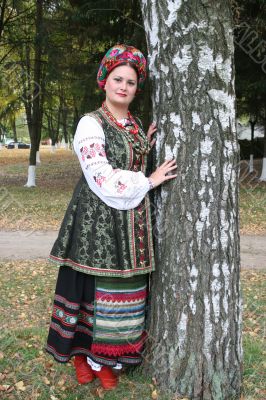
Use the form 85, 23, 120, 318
147, 122, 157, 148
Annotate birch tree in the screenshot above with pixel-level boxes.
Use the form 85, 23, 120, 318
140, 1, 242, 399
24, 0, 44, 186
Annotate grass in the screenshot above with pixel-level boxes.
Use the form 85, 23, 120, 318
239, 159, 266, 234
0, 148, 80, 231
241, 271, 266, 400
0, 260, 155, 399
0, 261, 265, 399
0, 148, 265, 233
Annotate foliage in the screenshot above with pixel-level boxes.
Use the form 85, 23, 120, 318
0, 0, 148, 145
233, 0, 266, 120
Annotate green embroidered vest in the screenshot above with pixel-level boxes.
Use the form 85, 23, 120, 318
49, 108, 155, 277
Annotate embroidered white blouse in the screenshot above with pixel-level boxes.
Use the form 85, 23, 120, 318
73, 115, 151, 210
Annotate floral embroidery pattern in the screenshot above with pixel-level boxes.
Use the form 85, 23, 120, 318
93, 172, 106, 187
80, 146, 89, 161
115, 180, 127, 194
80, 143, 106, 161
53, 306, 78, 325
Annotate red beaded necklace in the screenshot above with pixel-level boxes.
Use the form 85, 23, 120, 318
101, 101, 139, 135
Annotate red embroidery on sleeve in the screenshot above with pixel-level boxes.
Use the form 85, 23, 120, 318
80, 146, 89, 161
115, 181, 127, 194
81, 143, 106, 160
93, 172, 106, 187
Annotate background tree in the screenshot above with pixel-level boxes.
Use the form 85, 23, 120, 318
233, 0, 266, 178
141, 1, 242, 398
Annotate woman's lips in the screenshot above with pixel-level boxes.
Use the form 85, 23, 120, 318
117, 93, 127, 97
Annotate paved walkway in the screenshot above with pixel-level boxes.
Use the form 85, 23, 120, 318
0, 230, 265, 270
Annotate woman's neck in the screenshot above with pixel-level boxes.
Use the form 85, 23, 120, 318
105, 99, 129, 120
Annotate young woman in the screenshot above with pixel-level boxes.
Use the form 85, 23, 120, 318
46, 44, 177, 390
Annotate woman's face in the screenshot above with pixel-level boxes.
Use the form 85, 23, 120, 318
104, 65, 138, 109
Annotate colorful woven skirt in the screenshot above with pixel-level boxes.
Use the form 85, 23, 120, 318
46, 266, 149, 367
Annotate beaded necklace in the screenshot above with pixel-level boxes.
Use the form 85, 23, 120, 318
101, 102, 151, 155
102, 101, 139, 135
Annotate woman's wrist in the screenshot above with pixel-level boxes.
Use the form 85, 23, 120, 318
148, 177, 155, 190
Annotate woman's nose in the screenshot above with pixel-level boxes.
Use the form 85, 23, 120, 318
120, 81, 127, 91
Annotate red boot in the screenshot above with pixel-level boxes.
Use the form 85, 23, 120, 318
74, 355, 95, 384
93, 366, 118, 390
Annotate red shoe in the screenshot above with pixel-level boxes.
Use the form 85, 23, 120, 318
74, 355, 95, 384
93, 366, 118, 390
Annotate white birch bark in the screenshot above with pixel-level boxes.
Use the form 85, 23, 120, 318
259, 124, 266, 180
24, 165, 36, 187
249, 154, 254, 173
141, 1, 242, 399
259, 157, 266, 180
36, 150, 41, 164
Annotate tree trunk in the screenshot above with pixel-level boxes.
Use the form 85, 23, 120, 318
11, 115, 17, 142
141, 1, 242, 399
30, 0, 43, 165
25, 0, 44, 187
0, 0, 7, 39
47, 111, 59, 151
248, 119, 256, 174
259, 117, 266, 181
62, 105, 69, 147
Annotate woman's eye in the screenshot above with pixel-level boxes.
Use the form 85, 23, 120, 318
114, 78, 121, 82
128, 82, 135, 86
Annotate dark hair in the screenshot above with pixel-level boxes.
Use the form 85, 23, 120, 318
108, 61, 139, 80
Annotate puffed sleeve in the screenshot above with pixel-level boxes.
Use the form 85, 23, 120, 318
73, 115, 150, 210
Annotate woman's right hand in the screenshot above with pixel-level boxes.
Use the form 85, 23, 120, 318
148, 159, 178, 189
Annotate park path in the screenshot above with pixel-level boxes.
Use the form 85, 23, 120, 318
0, 230, 265, 270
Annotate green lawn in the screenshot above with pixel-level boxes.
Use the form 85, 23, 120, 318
0, 148, 79, 231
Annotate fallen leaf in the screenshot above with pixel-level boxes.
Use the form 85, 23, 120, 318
15, 381, 26, 391
0, 373, 6, 382
151, 389, 158, 399
0, 384, 10, 391
43, 376, 50, 385
58, 378, 65, 386
152, 377, 157, 385
0, 352, 4, 360
96, 386, 105, 398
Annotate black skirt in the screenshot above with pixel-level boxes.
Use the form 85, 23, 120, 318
46, 266, 148, 367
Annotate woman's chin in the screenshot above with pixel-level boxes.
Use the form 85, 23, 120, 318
108, 97, 132, 107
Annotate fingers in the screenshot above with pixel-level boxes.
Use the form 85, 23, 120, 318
168, 165, 178, 171
150, 138, 156, 147
147, 123, 157, 140
160, 159, 176, 168
164, 174, 178, 180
